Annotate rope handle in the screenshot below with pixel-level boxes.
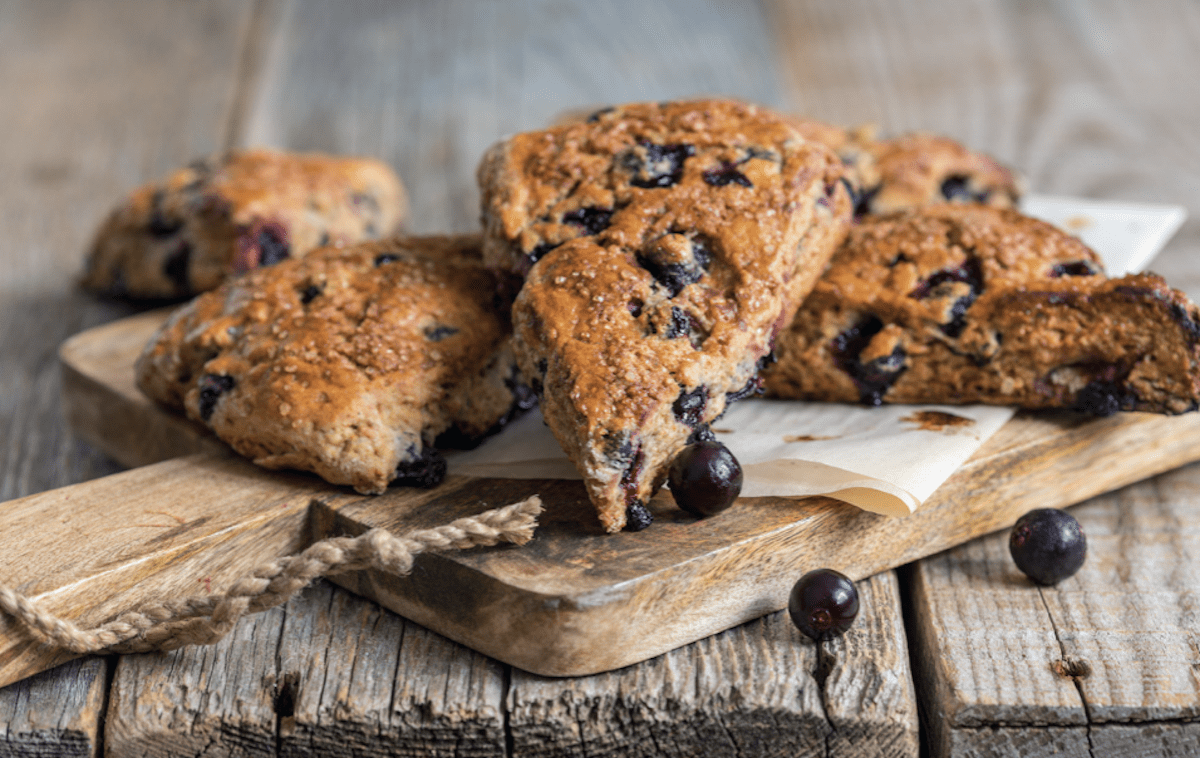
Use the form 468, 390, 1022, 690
0, 496, 542, 655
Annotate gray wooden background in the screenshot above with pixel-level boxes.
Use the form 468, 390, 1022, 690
2, 1, 1199, 756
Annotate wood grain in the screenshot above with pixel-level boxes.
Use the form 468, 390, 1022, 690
49, 309, 1200, 679
105, 607, 284, 758
0, 454, 331, 689
0, 0, 261, 744
909, 464, 1200, 757
0, 657, 108, 758
507, 571, 917, 758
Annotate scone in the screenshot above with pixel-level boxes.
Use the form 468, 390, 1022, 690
762, 204, 1200, 414
478, 99, 854, 531
83, 148, 408, 299
787, 119, 1020, 215
136, 234, 530, 493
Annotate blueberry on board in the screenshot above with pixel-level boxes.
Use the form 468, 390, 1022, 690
788, 569, 860, 641
1009, 508, 1087, 585
197, 374, 235, 421
668, 440, 743, 518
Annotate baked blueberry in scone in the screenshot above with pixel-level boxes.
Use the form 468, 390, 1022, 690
478, 99, 854, 532
136, 234, 531, 493
83, 148, 408, 299
786, 119, 1021, 216
762, 204, 1200, 414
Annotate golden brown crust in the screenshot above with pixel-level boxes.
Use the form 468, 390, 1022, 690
762, 205, 1200, 414
135, 234, 523, 493
82, 149, 408, 298
479, 99, 854, 531
783, 118, 1020, 215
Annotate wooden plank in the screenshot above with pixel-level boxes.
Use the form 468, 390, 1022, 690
104, 607, 284, 758
0, 657, 109, 758
0, 0, 261, 750
47, 309, 1200, 678
908, 464, 1200, 757
507, 571, 917, 758
0, 454, 331, 689
276, 581, 507, 757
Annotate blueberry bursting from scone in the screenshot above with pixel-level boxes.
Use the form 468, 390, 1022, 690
478, 99, 855, 532
762, 204, 1200, 414
83, 149, 408, 299
136, 234, 532, 494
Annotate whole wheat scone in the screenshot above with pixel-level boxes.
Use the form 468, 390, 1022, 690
787, 119, 1020, 215
83, 148, 408, 299
762, 204, 1200, 414
478, 99, 855, 532
136, 234, 530, 493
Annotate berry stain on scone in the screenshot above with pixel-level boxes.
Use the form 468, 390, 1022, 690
762, 204, 1200, 414
136, 234, 529, 494
83, 149, 407, 299
478, 100, 854, 532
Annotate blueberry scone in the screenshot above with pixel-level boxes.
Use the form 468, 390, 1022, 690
136, 234, 531, 493
83, 149, 408, 299
787, 119, 1021, 215
478, 99, 855, 532
762, 204, 1200, 414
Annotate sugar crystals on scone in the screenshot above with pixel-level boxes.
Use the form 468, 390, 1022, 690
762, 204, 1200, 414
478, 99, 854, 532
136, 234, 530, 493
83, 148, 408, 299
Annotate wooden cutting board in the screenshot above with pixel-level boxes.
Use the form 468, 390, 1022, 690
2, 308, 1199, 689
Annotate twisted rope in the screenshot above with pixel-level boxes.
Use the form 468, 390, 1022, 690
0, 496, 542, 655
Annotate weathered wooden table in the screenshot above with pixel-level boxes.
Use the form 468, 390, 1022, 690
2, 1, 1199, 756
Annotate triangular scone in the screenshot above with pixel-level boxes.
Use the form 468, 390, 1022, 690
786, 119, 1020, 215
478, 100, 854, 532
83, 149, 408, 299
136, 234, 530, 493
762, 204, 1200, 414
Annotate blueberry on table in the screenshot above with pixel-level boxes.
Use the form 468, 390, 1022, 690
1009, 508, 1087, 585
788, 569, 859, 641
668, 440, 742, 517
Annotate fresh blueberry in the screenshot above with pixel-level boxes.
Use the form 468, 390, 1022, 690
1009, 508, 1087, 585
668, 440, 742, 517
788, 569, 859, 641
